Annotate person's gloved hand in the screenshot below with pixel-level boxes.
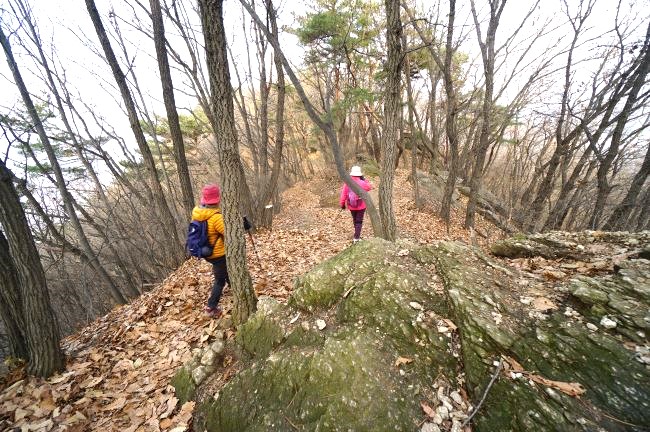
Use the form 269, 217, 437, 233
243, 216, 252, 231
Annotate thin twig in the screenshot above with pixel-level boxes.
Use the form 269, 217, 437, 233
283, 414, 299, 430
461, 358, 504, 427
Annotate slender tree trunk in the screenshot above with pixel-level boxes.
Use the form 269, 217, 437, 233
543, 147, 593, 230
379, 0, 402, 241
1, 24, 129, 305
239, 0, 385, 238
0, 160, 64, 377
635, 187, 650, 231
590, 23, 650, 228
403, 40, 419, 208
257, 0, 286, 228
15, 2, 141, 298
465, 0, 506, 229
603, 140, 650, 230
85, 0, 183, 267
440, 0, 458, 225
199, 0, 257, 325
0, 229, 28, 359
150, 0, 194, 216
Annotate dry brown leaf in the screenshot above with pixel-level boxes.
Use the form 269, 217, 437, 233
173, 401, 195, 425
61, 410, 87, 425
79, 376, 103, 389
442, 318, 458, 331
394, 357, 414, 368
160, 396, 178, 419
14, 407, 31, 421
103, 396, 127, 411
528, 375, 586, 397
532, 297, 557, 312
420, 401, 435, 418
502, 355, 585, 397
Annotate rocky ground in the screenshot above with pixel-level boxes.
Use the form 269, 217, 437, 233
176, 231, 648, 431
2, 171, 647, 431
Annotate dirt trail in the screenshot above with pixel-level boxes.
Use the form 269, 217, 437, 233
0, 171, 494, 431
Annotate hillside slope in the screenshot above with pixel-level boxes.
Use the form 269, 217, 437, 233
0, 172, 494, 431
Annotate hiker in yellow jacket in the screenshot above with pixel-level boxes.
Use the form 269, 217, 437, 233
192, 184, 227, 318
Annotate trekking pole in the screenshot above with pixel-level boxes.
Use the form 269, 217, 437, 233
333, 207, 344, 223
247, 231, 263, 269
243, 217, 262, 269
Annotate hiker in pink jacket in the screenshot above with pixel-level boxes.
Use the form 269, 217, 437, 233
339, 165, 373, 243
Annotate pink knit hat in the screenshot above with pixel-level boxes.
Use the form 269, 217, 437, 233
201, 184, 221, 205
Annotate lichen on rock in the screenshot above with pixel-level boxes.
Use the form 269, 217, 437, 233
432, 238, 650, 431
191, 238, 461, 431
172, 232, 649, 431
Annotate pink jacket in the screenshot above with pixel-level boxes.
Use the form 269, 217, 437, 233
339, 177, 372, 210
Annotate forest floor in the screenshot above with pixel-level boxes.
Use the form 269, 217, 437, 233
0, 171, 498, 431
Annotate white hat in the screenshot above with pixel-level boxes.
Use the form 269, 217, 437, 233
350, 165, 363, 177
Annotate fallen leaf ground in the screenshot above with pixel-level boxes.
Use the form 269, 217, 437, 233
0, 171, 496, 431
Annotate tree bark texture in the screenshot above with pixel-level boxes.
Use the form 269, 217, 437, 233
0, 159, 64, 377
85, 0, 183, 268
199, 0, 257, 325
0, 229, 28, 359
379, 0, 402, 241
150, 0, 195, 217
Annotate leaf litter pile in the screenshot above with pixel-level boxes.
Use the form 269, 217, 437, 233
0, 171, 495, 431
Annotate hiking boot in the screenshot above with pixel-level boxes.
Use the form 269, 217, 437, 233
204, 306, 223, 318
353, 238, 360, 243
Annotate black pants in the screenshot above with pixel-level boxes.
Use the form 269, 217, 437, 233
207, 256, 229, 309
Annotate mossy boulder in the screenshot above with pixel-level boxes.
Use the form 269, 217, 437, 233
192, 238, 462, 431
567, 259, 649, 342
491, 230, 649, 259
173, 233, 649, 431
432, 240, 650, 431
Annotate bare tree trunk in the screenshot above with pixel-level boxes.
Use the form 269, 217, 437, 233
403, 37, 419, 208
257, 0, 286, 228
591, 23, 650, 228
543, 147, 593, 230
239, 0, 385, 238
406, 2, 459, 225
1, 23, 129, 305
635, 187, 650, 231
0, 159, 64, 377
379, 0, 402, 241
465, 0, 506, 229
441, 1, 458, 225
85, 0, 183, 267
603, 139, 650, 230
0, 229, 28, 359
198, 0, 257, 325
150, 0, 194, 216
13, 1, 141, 298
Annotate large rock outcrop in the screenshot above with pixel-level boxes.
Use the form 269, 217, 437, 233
172, 233, 649, 431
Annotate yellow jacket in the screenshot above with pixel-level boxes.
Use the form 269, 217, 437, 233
191, 206, 225, 259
